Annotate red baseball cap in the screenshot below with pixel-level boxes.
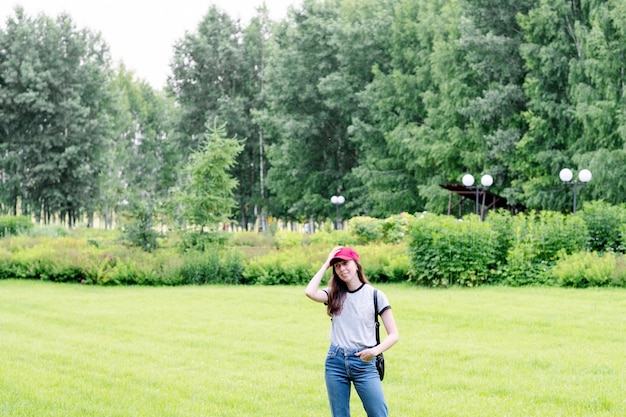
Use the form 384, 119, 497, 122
331, 246, 360, 264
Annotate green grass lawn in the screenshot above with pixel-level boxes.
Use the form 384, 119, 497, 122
0, 280, 624, 417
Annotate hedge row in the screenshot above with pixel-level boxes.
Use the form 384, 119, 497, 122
0, 233, 408, 286
407, 202, 626, 287
0, 216, 33, 238
1, 201, 626, 288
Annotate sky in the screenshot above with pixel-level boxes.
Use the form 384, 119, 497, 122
0, 0, 301, 89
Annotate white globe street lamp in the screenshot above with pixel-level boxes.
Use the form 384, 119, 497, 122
330, 195, 345, 230
462, 174, 475, 187
559, 168, 592, 213
578, 169, 592, 183
462, 173, 494, 218
481, 174, 493, 187
559, 168, 573, 183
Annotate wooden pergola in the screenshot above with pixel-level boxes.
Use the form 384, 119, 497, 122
439, 184, 524, 220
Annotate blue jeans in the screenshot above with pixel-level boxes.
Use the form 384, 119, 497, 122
324, 345, 388, 417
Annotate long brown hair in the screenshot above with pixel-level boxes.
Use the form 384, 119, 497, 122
326, 260, 370, 316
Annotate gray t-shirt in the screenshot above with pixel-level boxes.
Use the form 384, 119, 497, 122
324, 283, 391, 349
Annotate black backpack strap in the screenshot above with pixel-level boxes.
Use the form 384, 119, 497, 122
374, 289, 380, 345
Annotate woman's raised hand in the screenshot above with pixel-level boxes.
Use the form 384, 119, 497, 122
325, 246, 343, 267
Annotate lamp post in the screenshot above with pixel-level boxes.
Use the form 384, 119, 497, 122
462, 173, 494, 218
559, 168, 592, 213
330, 195, 345, 230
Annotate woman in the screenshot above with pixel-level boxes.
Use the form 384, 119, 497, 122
305, 246, 399, 417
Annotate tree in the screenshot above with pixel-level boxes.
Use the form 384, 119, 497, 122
355, 0, 469, 214
566, 0, 626, 206
260, 0, 355, 222
106, 64, 179, 230
457, 0, 533, 205
349, 0, 425, 216
235, 6, 273, 231
0, 7, 113, 226
515, 0, 590, 210
168, 6, 244, 152
176, 121, 243, 231
169, 5, 271, 230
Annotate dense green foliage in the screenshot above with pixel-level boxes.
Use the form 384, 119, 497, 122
0, 227, 408, 286
0, 9, 112, 225
175, 122, 243, 231
407, 213, 498, 287
404, 204, 625, 287
578, 200, 626, 252
0, 215, 32, 237
2, 201, 626, 288
550, 251, 626, 287
105, 66, 179, 231
490, 210, 589, 286
3, 0, 626, 229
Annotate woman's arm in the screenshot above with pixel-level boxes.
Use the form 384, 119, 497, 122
356, 308, 399, 361
304, 246, 342, 303
378, 308, 399, 353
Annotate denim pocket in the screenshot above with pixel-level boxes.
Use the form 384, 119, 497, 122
326, 345, 339, 360
350, 354, 376, 378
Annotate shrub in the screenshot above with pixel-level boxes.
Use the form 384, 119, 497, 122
180, 251, 222, 284
534, 211, 588, 261
243, 251, 316, 285
492, 211, 589, 286
119, 203, 160, 252
357, 244, 409, 283
0, 216, 34, 237
496, 212, 546, 286
176, 230, 230, 253
26, 224, 69, 238
381, 213, 414, 244
274, 230, 304, 249
407, 213, 498, 287
0, 236, 100, 283
105, 260, 152, 286
242, 242, 408, 285
0, 235, 180, 286
499, 240, 548, 286
179, 250, 244, 285
121, 219, 160, 252
229, 231, 275, 248
579, 201, 626, 253
219, 250, 246, 284
349, 216, 384, 244
307, 230, 357, 247
89, 248, 186, 286
485, 210, 516, 265
347, 213, 413, 245
549, 251, 626, 287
